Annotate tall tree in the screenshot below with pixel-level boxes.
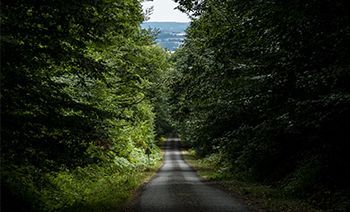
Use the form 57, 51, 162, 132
171, 0, 350, 209
1, 0, 170, 210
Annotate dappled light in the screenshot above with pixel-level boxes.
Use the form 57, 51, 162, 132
1, 0, 349, 211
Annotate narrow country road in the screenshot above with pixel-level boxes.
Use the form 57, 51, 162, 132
137, 138, 249, 212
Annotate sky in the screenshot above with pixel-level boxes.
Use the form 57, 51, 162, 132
142, 0, 190, 22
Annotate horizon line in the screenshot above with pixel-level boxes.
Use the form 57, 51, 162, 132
143, 20, 190, 23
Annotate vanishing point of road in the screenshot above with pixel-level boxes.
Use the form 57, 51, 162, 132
137, 138, 249, 212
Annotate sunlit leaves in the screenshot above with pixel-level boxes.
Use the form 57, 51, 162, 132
1, 0, 170, 210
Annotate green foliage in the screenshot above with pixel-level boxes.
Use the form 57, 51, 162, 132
1, 0, 170, 211
2, 149, 162, 212
184, 150, 319, 212
40, 150, 161, 211
171, 0, 350, 209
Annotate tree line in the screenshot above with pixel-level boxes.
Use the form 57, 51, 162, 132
171, 0, 349, 210
1, 0, 171, 211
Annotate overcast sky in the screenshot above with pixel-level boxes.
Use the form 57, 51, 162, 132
142, 0, 190, 22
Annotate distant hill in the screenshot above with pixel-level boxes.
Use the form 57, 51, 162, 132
141, 22, 189, 51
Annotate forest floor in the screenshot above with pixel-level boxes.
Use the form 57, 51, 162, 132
183, 150, 322, 212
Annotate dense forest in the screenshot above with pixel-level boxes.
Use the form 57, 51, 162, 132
1, 0, 350, 211
171, 0, 350, 210
1, 0, 172, 211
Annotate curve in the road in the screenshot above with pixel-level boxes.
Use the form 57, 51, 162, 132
138, 138, 249, 212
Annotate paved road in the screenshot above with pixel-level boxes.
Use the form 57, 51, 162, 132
138, 138, 249, 212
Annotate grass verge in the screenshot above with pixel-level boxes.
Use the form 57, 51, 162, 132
68, 154, 164, 212
1, 150, 164, 212
123, 152, 164, 211
182, 149, 322, 212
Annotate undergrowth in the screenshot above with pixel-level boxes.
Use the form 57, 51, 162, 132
183, 149, 325, 212
2, 148, 162, 212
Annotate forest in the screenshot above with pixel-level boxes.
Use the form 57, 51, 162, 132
171, 0, 350, 210
1, 0, 349, 211
1, 0, 171, 211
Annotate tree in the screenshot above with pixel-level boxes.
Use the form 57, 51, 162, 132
1, 0, 170, 210
171, 0, 350, 209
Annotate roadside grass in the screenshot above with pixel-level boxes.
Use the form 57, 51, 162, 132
6, 149, 166, 212
65, 156, 163, 212
123, 151, 164, 211
182, 149, 321, 212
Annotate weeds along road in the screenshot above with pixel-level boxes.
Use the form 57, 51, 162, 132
137, 138, 249, 212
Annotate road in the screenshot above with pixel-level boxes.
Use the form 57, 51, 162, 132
137, 138, 249, 212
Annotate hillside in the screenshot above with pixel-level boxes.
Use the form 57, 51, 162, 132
141, 22, 189, 51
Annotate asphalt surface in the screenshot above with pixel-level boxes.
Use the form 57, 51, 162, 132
137, 138, 249, 212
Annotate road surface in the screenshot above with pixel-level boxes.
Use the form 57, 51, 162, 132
137, 138, 249, 212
